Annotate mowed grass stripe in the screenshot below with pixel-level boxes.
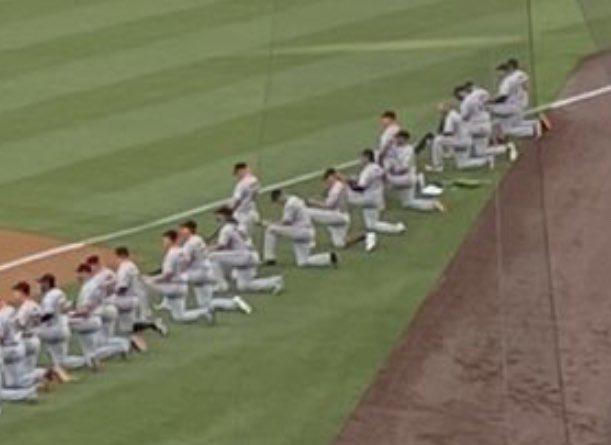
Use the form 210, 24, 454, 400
0, 0, 108, 26
0, 0, 428, 113
0, 0, 294, 80
0, 1, 522, 181
280, 0, 518, 48
0, 48, 481, 186
0, 47, 514, 235
0, 53, 328, 149
0, 0, 221, 51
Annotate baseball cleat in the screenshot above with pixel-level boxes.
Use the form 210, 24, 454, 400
365, 232, 377, 252
540, 113, 552, 132
130, 335, 148, 353
272, 277, 284, 295
535, 121, 543, 139
507, 142, 518, 162
153, 317, 169, 337
53, 366, 75, 383
263, 259, 277, 266
434, 201, 446, 213
397, 222, 407, 233
233, 296, 252, 314
330, 252, 339, 267
487, 155, 495, 170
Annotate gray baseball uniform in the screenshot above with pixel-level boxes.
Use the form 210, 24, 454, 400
230, 174, 260, 235
210, 222, 283, 292
384, 143, 439, 212
37, 288, 86, 370
348, 163, 405, 234
307, 180, 351, 248
264, 196, 334, 267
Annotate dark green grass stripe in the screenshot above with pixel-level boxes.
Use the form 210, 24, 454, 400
0, 0, 108, 26
0, 53, 327, 146
280, 0, 521, 48
0, 47, 511, 198
0, 0, 299, 80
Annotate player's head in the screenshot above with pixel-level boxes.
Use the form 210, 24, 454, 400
463, 81, 474, 92
395, 130, 410, 145
114, 246, 130, 260
179, 220, 197, 240
76, 263, 93, 282
361, 149, 375, 165
162, 229, 178, 249
37, 273, 56, 293
85, 255, 103, 273
233, 162, 250, 179
453, 85, 466, 101
323, 168, 339, 186
270, 188, 286, 205
380, 110, 397, 127
506, 58, 519, 71
214, 206, 236, 223
12, 281, 30, 302
496, 62, 510, 75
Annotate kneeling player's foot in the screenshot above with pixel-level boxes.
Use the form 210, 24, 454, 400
396, 222, 407, 233
263, 259, 277, 267
52, 366, 74, 384
535, 121, 543, 139
434, 201, 446, 213
130, 335, 148, 353
88, 357, 103, 372
272, 277, 284, 295
365, 232, 377, 252
330, 252, 339, 267
540, 113, 552, 132
233, 296, 252, 315
153, 317, 169, 337
507, 142, 518, 162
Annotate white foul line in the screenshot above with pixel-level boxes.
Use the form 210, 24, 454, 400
1, 83, 610, 274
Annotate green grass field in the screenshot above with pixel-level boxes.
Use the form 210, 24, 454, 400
0, 0, 605, 443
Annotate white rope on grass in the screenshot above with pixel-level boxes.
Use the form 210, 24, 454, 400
1, 83, 611, 274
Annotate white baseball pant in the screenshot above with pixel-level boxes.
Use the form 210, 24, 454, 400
263, 225, 332, 267
306, 208, 350, 248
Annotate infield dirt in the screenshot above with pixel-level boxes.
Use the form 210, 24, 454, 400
0, 229, 112, 299
335, 52, 611, 445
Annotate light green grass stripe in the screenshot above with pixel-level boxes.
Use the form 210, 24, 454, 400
0, 53, 322, 148
0, 50, 471, 185
0, 0, 219, 51
0, 0, 432, 113
0, 0, 312, 81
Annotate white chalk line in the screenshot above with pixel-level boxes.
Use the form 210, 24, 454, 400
2, 83, 611, 274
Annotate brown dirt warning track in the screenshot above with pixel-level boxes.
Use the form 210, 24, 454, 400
0, 229, 112, 300
335, 52, 611, 445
